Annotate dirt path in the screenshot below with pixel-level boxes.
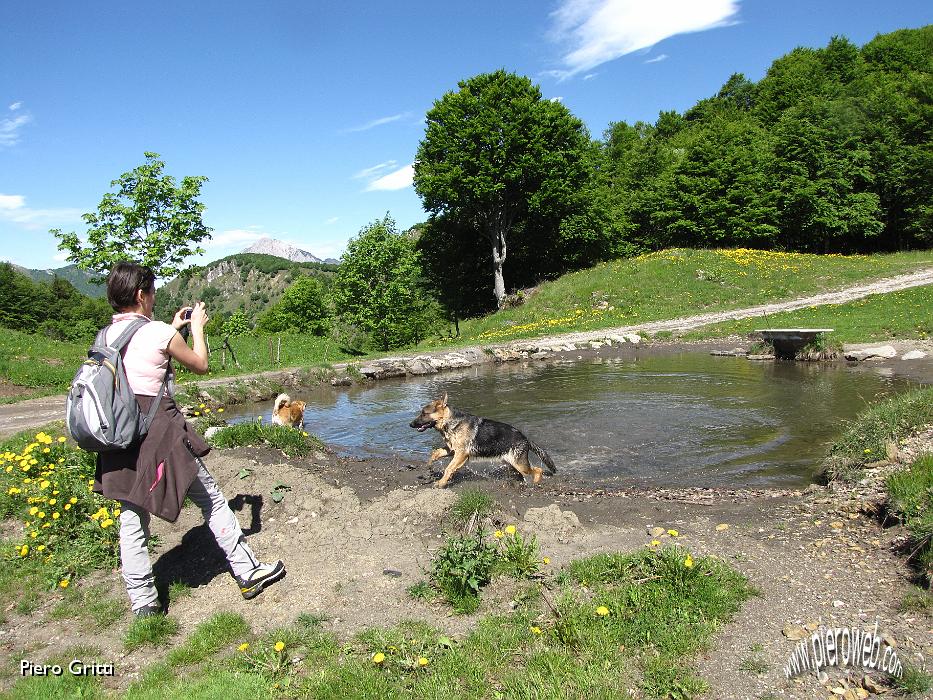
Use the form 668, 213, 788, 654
2, 267, 932, 440
0, 445, 929, 698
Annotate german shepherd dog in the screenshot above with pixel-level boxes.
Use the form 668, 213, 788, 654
409, 393, 556, 488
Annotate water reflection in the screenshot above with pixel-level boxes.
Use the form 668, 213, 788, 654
225, 351, 924, 489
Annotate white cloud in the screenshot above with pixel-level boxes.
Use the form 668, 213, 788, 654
644, 53, 669, 63
324, 216, 339, 225
352, 160, 397, 180
550, 96, 564, 102
365, 164, 414, 192
342, 112, 410, 133
53, 251, 69, 262
0, 193, 83, 229
0, 102, 31, 146
547, 0, 740, 79
203, 228, 266, 249
583, 73, 598, 80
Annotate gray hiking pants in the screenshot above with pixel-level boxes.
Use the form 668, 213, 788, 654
118, 458, 259, 612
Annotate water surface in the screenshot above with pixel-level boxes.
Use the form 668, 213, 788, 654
225, 350, 924, 489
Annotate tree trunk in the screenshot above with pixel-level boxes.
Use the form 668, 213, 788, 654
491, 229, 507, 308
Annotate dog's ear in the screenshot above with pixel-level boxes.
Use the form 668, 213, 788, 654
439, 392, 448, 407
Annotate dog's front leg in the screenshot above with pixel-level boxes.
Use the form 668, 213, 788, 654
426, 447, 451, 466
434, 452, 468, 488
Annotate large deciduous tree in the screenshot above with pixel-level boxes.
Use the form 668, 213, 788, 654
414, 70, 591, 307
52, 152, 212, 279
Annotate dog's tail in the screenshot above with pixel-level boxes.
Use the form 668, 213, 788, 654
529, 441, 557, 474
274, 393, 291, 411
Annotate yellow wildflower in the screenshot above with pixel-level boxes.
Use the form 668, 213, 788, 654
684, 555, 694, 569
49, 499, 56, 505
64, 504, 71, 511
595, 606, 610, 617
100, 518, 114, 528
70, 497, 77, 504
493, 530, 504, 539
19, 545, 29, 557
542, 557, 550, 565
218, 408, 224, 413
530, 626, 542, 635
59, 579, 69, 588
667, 529, 679, 537
29, 507, 38, 516
505, 525, 516, 535
274, 641, 285, 652
372, 652, 385, 664
649, 539, 661, 547
238, 643, 250, 652
58, 437, 66, 443
418, 657, 429, 667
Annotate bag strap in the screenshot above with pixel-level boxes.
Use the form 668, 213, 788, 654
107, 318, 151, 352
141, 361, 171, 431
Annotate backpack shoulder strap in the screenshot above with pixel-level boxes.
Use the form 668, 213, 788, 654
108, 318, 150, 352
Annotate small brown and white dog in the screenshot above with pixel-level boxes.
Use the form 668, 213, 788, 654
271, 393, 306, 429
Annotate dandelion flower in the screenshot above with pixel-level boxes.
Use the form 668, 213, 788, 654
372, 652, 385, 664
193, 411, 200, 416
238, 643, 250, 652
418, 657, 429, 667
100, 518, 114, 528
59, 579, 69, 588
58, 437, 66, 443
29, 507, 38, 516
494, 530, 504, 539
218, 408, 224, 413
64, 504, 71, 511
274, 641, 285, 652
19, 545, 29, 557
595, 606, 610, 617
530, 626, 542, 635
52, 512, 60, 520
505, 525, 516, 535
542, 557, 550, 565
650, 539, 661, 547
684, 555, 694, 569
667, 529, 679, 537
70, 497, 77, 504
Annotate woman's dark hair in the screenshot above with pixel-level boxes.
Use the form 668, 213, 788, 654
106, 262, 156, 311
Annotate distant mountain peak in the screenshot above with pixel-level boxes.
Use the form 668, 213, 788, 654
242, 237, 321, 263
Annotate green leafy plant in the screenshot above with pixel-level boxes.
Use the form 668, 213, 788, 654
430, 531, 499, 613
494, 526, 540, 579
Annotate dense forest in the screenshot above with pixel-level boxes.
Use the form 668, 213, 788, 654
417, 27, 932, 315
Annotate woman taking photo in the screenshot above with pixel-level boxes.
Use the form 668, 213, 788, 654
95, 262, 285, 618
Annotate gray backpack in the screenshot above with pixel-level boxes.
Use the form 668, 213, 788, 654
65, 319, 169, 452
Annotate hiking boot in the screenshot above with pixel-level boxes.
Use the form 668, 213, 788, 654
236, 560, 286, 600
133, 603, 163, 619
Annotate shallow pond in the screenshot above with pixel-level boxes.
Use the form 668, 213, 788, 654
223, 349, 926, 489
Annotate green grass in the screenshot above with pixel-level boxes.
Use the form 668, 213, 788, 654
49, 583, 126, 628
825, 387, 933, 481
207, 421, 326, 456
887, 454, 933, 581
5, 646, 107, 700
430, 248, 933, 346
448, 489, 495, 528
685, 283, 933, 344
124, 614, 180, 651
0, 328, 87, 401
893, 661, 933, 696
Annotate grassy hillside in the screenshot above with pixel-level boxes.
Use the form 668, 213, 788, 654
154, 253, 338, 320
437, 249, 933, 345
11, 262, 106, 298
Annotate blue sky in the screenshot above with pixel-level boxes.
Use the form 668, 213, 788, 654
1, 1, 929, 271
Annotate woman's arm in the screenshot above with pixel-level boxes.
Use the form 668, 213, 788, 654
167, 302, 209, 374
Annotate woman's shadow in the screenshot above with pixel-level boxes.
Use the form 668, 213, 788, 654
151, 493, 264, 609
